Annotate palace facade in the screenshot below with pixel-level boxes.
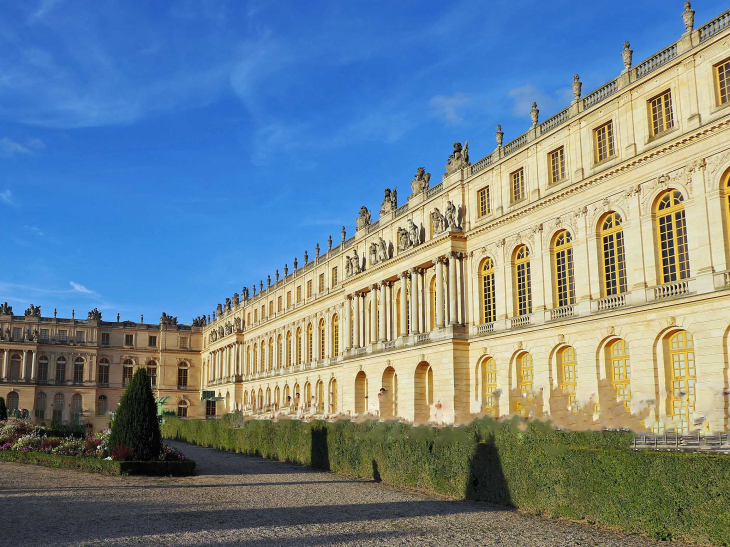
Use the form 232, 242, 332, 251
4, 4, 730, 433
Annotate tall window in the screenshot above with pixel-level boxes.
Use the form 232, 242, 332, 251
286, 331, 292, 366
477, 186, 490, 217
269, 338, 274, 369
548, 147, 566, 184
253, 344, 258, 373
667, 331, 696, 433
600, 212, 627, 295
260, 345, 265, 371
608, 339, 631, 410
514, 352, 533, 416
177, 365, 188, 388
269, 301, 274, 316
9, 354, 21, 380
35, 392, 46, 419
714, 57, 730, 106
510, 168, 525, 203
55, 357, 67, 384
307, 324, 313, 363
480, 257, 496, 324
514, 245, 532, 316
287, 291, 291, 308
70, 394, 82, 425
98, 358, 110, 385
332, 314, 340, 356
558, 346, 578, 413
122, 360, 134, 386
307, 280, 312, 298
593, 121, 615, 163
319, 273, 325, 293
73, 357, 85, 384
296, 328, 302, 365
656, 190, 690, 283
278, 335, 283, 368
319, 319, 326, 360
332, 267, 338, 286
278, 296, 282, 312
38, 356, 48, 382
177, 400, 188, 418
649, 90, 674, 136
97, 395, 108, 416
553, 230, 576, 308
53, 393, 64, 422
147, 362, 157, 387
484, 358, 497, 416
297, 286, 302, 303
7, 391, 19, 411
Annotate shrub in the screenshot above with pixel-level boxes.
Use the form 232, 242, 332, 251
0, 397, 6, 421
111, 446, 134, 461
108, 367, 161, 461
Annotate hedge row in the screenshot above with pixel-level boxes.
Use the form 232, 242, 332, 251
0, 450, 196, 476
163, 416, 730, 546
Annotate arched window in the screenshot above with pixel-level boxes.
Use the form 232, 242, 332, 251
253, 344, 258, 373
307, 323, 313, 363
332, 314, 340, 356
70, 394, 82, 424
328, 378, 338, 414
607, 339, 631, 410
318, 319, 325, 360
286, 331, 292, 366
395, 288, 410, 336
246, 346, 251, 375
268, 338, 273, 369
35, 392, 46, 419
7, 391, 19, 411
483, 358, 497, 416
10, 354, 21, 380
480, 257, 496, 324
177, 363, 188, 388
430, 276, 437, 331
599, 212, 627, 295
146, 361, 157, 387
513, 352, 533, 416
53, 393, 64, 422
296, 328, 302, 365
553, 230, 576, 307
97, 394, 108, 416
73, 357, 85, 384
277, 334, 283, 368
37, 356, 48, 382
558, 346, 578, 413
55, 356, 67, 383
666, 331, 696, 433
513, 245, 532, 316
122, 359, 134, 386
97, 358, 110, 385
260, 343, 265, 371
177, 399, 188, 418
656, 190, 690, 283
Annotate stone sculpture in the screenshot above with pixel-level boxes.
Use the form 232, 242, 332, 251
88, 308, 102, 321
24, 304, 41, 317
496, 126, 504, 147
225, 298, 231, 311
683, 2, 694, 32
380, 188, 398, 216
622, 41, 633, 70
445, 142, 470, 175
234, 317, 242, 332
408, 219, 420, 248
572, 74, 582, 103
530, 102, 539, 126
356, 206, 372, 230
233, 293, 240, 306
431, 208, 445, 234
410, 168, 431, 194
160, 312, 178, 325
378, 237, 388, 262
0, 302, 13, 315
445, 200, 460, 229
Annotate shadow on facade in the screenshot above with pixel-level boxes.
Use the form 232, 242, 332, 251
466, 433, 512, 506
310, 425, 330, 471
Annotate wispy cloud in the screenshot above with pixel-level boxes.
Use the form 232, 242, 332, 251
30, 0, 62, 22
0, 189, 14, 205
24, 225, 44, 237
429, 92, 472, 126
0, 138, 31, 157
69, 281, 96, 295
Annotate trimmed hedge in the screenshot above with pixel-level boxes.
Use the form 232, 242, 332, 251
0, 450, 196, 476
163, 416, 730, 545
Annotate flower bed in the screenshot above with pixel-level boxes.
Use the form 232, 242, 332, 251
0, 418, 195, 476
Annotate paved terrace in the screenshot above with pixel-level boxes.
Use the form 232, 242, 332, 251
0, 442, 688, 546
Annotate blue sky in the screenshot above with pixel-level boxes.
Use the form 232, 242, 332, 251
0, 0, 725, 323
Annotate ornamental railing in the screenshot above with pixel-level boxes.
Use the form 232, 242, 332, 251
550, 305, 576, 321
509, 315, 531, 329
502, 133, 529, 157
476, 322, 495, 335
596, 294, 626, 311
635, 42, 678, 80
470, 153, 494, 176
426, 182, 443, 199
583, 78, 618, 109
653, 279, 690, 300
699, 9, 730, 42
539, 107, 570, 135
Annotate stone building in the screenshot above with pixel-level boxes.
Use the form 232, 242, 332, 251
4, 3, 730, 435
0, 306, 203, 430
201, 4, 730, 434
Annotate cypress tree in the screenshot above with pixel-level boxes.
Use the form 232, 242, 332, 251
0, 396, 6, 421
108, 367, 161, 461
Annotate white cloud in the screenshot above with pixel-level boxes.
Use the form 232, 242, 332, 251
27, 137, 45, 150
0, 138, 31, 157
69, 281, 95, 295
429, 92, 472, 126
0, 189, 13, 205
507, 84, 575, 121
30, 0, 62, 22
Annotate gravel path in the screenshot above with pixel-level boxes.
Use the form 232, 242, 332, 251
0, 441, 686, 546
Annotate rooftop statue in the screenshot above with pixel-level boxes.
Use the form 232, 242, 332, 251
0, 302, 13, 315
379, 188, 398, 216
160, 312, 178, 326
445, 142, 469, 175
24, 304, 41, 317
356, 206, 372, 231
410, 167, 431, 194
88, 308, 102, 321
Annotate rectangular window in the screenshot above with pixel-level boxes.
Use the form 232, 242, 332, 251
205, 400, 216, 418
319, 273, 325, 293
125, 334, 134, 346
254, 309, 258, 322
278, 296, 282, 312
548, 147, 566, 184
123, 366, 133, 386
180, 337, 188, 349
247, 313, 250, 325
269, 301, 274, 315
101, 333, 110, 345
648, 90, 674, 136
148, 335, 157, 347
296, 286, 302, 303
147, 366, 157, 386
40, 329, 49, 341
594, 121, 615, 163
307, 280, 312, 298
477, 186, 490, 218
287, 291, 292, 307
714, 58, 730, 106
178, 367, 188, 388
58, 330, 67, 342
510, 168, 525, 203
98, 364, 109, 385
76, 331, 84, 342
332, 267, 338, 286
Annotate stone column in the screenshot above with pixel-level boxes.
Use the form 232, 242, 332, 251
353, 293, 361, 348
448, 252, 458, 325
21, 350, 28, 381
379, 283, 387, 342
345, 296, 352, 350
31, 350, 37, 380
399, 273, 408, 337
1, 350, 6, 380
370, 285, 378, 344
410, 268, 419, 334
435, 257, 445, 328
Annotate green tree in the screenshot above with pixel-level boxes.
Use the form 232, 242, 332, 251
0, 396, 6, 421
108, 367, 161, 461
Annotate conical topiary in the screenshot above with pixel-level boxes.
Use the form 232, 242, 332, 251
108, 367, 161, 461
0, 396, 6, 421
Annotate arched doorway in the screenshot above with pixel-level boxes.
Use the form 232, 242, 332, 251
328, 378, 338, 414
354, 371, 367, 414
380, 366, 398, 419
414, 361, 433, 423
316, 380, 324, 413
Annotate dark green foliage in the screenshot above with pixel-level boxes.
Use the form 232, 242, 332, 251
162, 415, 730, 546
0, 396, 7, 421
0, 450, 195, 476
108, 367, 161, 461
